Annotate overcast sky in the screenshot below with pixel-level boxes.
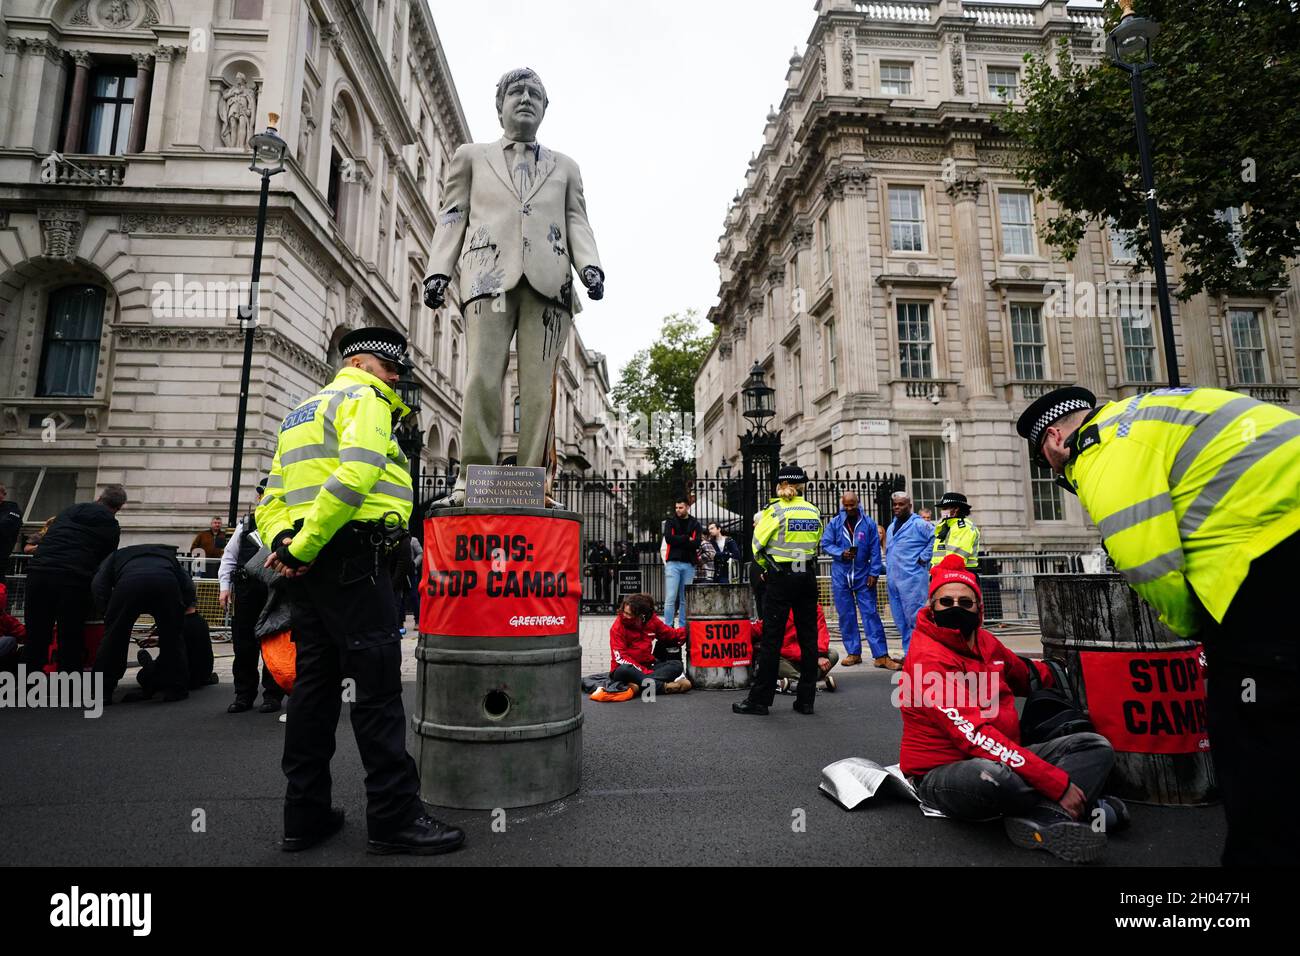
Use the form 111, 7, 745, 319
426, 0, 817, 381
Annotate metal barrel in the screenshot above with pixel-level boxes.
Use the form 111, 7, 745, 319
414, 507, 582, 810
684, 583, 754, 689
1035, 574, 1217, 806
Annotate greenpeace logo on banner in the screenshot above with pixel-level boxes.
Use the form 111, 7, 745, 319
50, 886, 151, 936
508, 615, 567, 628
941, 707, 1026, 768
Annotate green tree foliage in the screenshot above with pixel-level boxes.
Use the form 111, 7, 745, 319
611, 311, 715, 471
999, 0, 1300, 298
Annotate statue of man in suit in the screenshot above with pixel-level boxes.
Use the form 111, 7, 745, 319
423, 67, 605, 505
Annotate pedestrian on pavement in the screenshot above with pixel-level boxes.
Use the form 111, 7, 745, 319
821, 490, 896, 670
190, 517, 229, 579
885, 491, 932, 655
734, 465, 823, 716
1018, 383, 1300, 867
704, 521, 741, 585
92, 543, 196, 702
900, 554, 1121, 863
661, 496, 703, 628
590, 593, 692, 701
258, 326, 463, 856
22, 485, 126, 672
918, 507, 934, 524
0, 483, 21, 563
219, 483, 285, 714
931, 491, 981, 571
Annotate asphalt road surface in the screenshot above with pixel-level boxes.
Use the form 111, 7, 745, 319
1, 661, 1224, 867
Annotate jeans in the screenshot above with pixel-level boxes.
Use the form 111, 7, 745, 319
610, 660, 684, 693
662, 561, 695, 628
916, 732, 1115, 822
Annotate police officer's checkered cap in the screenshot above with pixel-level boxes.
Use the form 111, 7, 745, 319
1027, 399, 1093, 450
339, 328, 408, 364
776, 465, 807, 484
343, 339, 403, 361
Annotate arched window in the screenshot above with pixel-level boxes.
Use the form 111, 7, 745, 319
451, 335, 459, 388
38, 285, 105, 397
512, 395, 521, 433
408, 282, 421, 347
433, 315, 442, 365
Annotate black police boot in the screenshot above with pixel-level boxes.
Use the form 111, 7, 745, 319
732, 699, 769, 716
793, 700, 815, 715
228, 697, 254, 713
366, 814, 465, 856
281, 808, 346, 853
259, 696, 282, 714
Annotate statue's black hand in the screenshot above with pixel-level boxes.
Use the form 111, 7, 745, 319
423, 274, 450, 309
580, 266, 605, 301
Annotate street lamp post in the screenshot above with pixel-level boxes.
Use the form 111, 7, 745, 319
1108, 2, 1180, 387
739, 362, 781, 566
227, 114, 287, 528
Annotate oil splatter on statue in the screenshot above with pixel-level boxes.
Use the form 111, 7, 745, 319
424, 68, 604, 506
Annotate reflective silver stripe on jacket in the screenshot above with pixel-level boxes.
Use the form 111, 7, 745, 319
1167, 396, 1257, 487
1179, 418, 1300, 537
1097, 491, 1175, 538
1120, 548, 1185, 584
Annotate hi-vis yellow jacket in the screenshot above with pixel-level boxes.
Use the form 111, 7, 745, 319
931, 517, 981, 569
1065, 386, 1300, 637
256, 366, 414, 564
753, 495, 823, 571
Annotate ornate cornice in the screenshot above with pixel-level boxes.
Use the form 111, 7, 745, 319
112, 325, 333, 383
119, 213, 335, 284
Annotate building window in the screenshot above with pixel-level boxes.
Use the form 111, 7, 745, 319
433, 315, 442, 365
998, 190, 1034, 256
0, 468, 85, 524
84, 68, 137, 155
897, 301, 933, 379
820, 212, 832, 281
1030, 461, 1064, 521
793, 347, 804, 410
37, 285, 105, 398
1228, 308, 1267, 384
821, 445, 833, 475
1119, 308, 1157, 383
513, 395, 521, 433
824, 317, 838, 389
909, 437, 946, 515
306, 13, 319, 63
880, 62, 913, 96
327, 149, 344, 220
1009, 304, 1046, 381
888, 185, 925, 252
1108, 222, 1138, 263
988, 66, 1019, 101
232, 0, 265, 19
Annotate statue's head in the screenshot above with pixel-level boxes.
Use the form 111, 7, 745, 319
235, 71, 246, 83
495, 67, 548, 141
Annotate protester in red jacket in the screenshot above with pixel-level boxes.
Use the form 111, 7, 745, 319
0, 582, 26, 672
748, 606, 839, 693
897, 555, 1120, 863
592, 593, 692, 701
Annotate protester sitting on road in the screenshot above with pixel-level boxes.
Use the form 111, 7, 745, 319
750, 604, 838, 695
92, 543, 196, 702
899, 555, 1123, 863
0, 582, 26, 674
128, 608, 218, 702
592, 593, 692, 701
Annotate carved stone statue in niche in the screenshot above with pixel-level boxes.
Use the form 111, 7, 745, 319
298, 96, 315, 161
103, 0, 133, 28
218, 72, 257, 148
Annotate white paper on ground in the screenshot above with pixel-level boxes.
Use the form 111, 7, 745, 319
819, 757, 948, 818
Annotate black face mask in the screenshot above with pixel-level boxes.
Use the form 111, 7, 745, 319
934, 606, 979, 635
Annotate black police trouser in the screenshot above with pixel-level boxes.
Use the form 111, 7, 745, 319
139, 615, 216, 693
21, 571, 94, 672
747, 566, 819, 708
231, 575, 283, 703
96, 575, 186, 695
749, 561, 766, 619
1201, 530, 1300, 867
281, 526, 423, 839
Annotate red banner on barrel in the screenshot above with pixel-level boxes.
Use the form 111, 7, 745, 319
1078, 647, 1210, 754
419, 514, 581, 637
689, 620, 752, 668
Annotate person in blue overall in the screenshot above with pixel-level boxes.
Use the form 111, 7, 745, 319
820, 490, 898, 670
885, 491, 933, 654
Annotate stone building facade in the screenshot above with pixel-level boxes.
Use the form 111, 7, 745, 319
695, 0, 1299, 551
0, 0, 622, 547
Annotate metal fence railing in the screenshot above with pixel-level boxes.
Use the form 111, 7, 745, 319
3, 552, 232, 636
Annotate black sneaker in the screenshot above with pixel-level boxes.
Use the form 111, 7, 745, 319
228, 698, 254, 714
1095, 795, 1131, 833
366, 814, 465, 856
1004, 806, 1107, 863
732, 700, 769, 716
281, 808, 346, 852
